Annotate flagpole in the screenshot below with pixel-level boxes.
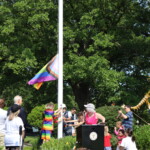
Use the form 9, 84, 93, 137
58, 0, 63, 139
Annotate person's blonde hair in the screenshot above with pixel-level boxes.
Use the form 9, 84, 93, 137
9, 110, 20, 121
104, 126, 109, 136
45, 102, 54, 109
116, 121, 122, 126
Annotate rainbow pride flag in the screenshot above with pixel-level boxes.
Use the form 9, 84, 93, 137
28, 55, 58, 89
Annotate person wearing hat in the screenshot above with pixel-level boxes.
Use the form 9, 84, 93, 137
84, 103, 105, 125
62, 104, 72, 136
5, 104, 25, 150
0, 98, 7, 149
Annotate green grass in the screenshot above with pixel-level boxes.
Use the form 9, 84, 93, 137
24, 136, 39, 144
0, 146, 4, 150
24, 147, 33, 150
24, 136, 40, 150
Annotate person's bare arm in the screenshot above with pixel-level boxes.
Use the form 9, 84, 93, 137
75, 121, 84, 128
65, 120, 78, 123
22, 130, 25, 139
64, 117, 71, 121
96, 113, 105, 123
119, 146, 124, 150
55, 108, 62, 114
118, 110, 128, 119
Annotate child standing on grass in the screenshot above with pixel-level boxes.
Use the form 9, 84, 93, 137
41, 102, 60, 143
104, 126, 112, 150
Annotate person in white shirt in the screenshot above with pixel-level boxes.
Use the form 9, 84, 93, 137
69, 107, 77, 136
5, 104, 25, 150
120, 129, 137, 150
0, 98, 7, 149
62, 104, 72, 136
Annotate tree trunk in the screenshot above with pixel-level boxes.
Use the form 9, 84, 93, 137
70, 82, 90, 110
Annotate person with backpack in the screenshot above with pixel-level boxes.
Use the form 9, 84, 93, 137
5, 105, 25, 150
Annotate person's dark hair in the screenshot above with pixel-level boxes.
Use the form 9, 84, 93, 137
0, 98, 5, 108
126, 128, 135, 142
11, 104, 21, 113
77, 111, 84, 117
125, 105, 131, 109
72, 107, 77, 110
119, 129, 125, 135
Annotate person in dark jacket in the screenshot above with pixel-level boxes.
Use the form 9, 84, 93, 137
8, 95, 27, 129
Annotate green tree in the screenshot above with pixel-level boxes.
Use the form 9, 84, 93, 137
0, 0, 58, 111
63, 0, 150, 108
0, 0, 149, 111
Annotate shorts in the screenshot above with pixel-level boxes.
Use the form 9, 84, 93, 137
63, 126, 72, 136
6, 146, 19, 150
104, 147, 112, 150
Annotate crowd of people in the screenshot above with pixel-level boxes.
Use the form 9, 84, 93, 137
0, 96, 27, 150
104, 105, 137, 150
62, 104, 137, 150
41, 102, 138, 150
0, 95, 139, 150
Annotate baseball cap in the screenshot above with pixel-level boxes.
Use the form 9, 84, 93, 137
62, 103, 66, 108
11, 104, 21, 113
84, 103, 95, 110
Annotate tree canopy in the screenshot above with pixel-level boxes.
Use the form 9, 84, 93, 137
0, 0, 149, 111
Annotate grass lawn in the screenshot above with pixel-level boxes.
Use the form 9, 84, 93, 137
24, 136, 40, 150
24, 147, 33, 150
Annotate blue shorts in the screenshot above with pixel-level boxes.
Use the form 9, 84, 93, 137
104, 147, 112, 150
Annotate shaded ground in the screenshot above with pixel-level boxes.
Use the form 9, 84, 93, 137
23, 134, 40, 150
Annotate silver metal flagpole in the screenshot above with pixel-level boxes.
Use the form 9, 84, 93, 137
58, 0, 63, 139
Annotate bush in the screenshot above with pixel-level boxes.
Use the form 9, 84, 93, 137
24, 136, 40, 150
134, 125, 150, 150
27, 105, 45, 128
111, 134, 117, 149
41, 136, 76, 150
27, 104, 59, 134
96, 105, 121, 132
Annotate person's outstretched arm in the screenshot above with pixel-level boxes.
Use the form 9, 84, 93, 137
119, 146, 124, 150
75, 121, 85, 128
118, 110, 128, 119
96, 113, 105, 123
